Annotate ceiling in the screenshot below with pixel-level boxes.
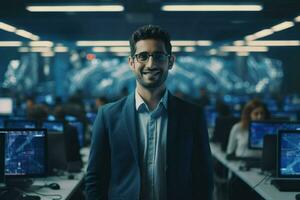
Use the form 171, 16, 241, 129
0, 0, 300, 45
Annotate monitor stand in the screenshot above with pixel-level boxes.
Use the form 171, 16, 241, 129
5, 178, 33, 188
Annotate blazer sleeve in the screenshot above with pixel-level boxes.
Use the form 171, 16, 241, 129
192, 107, 214, 200
85, 107, 111, 200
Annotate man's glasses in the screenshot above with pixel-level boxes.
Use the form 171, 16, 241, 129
133, 52, 170, 63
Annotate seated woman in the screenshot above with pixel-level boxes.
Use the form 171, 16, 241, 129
226, 99, 270, 158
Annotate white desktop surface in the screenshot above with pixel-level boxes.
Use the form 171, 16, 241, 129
23, 147, 91, 200
210, 142, 299, 200
26, 174, 84, 200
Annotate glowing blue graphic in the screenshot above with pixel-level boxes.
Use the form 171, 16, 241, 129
280, 133, 300, 176
3, 130, 46, 176
249, 122, 300, 149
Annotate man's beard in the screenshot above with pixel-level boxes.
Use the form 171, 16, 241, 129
136, 70, 168, 89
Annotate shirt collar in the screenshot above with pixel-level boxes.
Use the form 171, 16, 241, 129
135, 89, 168, 112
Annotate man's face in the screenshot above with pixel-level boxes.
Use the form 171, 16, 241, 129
129, 39, 174, 90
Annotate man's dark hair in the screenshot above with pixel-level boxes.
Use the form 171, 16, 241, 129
129, 25, 172, 57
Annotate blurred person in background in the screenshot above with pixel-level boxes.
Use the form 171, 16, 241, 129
27, 104, 49, 123
54, 106, 82, 170
226, 99, 270, 200
197, 87, 210, 107
226, 99, 270, 158
95, 96, 108, 111
25, 96, 36, 115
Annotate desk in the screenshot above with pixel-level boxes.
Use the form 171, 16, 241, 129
23, 147, 90, 200
24, 173, 84, 200
210, 142, 299, 200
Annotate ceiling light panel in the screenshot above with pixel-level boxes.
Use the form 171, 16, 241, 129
271, 21, 294, 32
0, 41, 22, 47
247, 40, 300, 46
27, 5, 124, 12
221, 46, 268, 52
0, 22, 16, 32
162, 4, 262, 11
29, 41, 53, 47
77, 41, 128, 46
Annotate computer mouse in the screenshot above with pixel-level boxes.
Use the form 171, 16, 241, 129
68, 174, 75, 179
295, 193, 300, 200
48, 183, 60, 190
239, 165, 250, 171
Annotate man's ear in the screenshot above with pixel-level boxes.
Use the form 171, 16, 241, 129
128, 56, 135, 70
168, 55, 175, 69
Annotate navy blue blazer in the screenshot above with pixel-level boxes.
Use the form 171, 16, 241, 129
85, 92, 213, 200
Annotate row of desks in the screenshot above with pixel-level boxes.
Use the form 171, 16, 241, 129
210, 143, 299, 200
20, 143, 299, 200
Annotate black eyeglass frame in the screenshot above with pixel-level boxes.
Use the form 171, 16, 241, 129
132, 52, 171, 63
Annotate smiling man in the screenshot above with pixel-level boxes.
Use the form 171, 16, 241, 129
85, 25, 213, 200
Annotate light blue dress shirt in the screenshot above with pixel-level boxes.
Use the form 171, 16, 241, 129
135, 89, 168, 200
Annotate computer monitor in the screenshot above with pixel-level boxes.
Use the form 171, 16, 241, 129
204, 109, 218, 128
277, 130, 300, 178
265, 99, 278, 112
249, 120, 300, 149
0, 133, 5, 186
271, 111, 298, 121
283, 104, 300, 112
4, 120, 37, 129
65, 115, 77, 122
8, 116, 26, 120
35, 95, 55, 106
0, 116, 9, 128
212, 116, 239, 144
69, 121, 84, 147
47, 114, 56, 121
0, 98, 13, 116
0, 129, 47, 177
47, 132, 68, 172
86, 112, 97, 124
42, 121, 64, 133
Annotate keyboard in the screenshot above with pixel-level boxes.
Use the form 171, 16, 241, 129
226, 155, 261, 168
271, 179, 300, 191
244, 159, 261, 169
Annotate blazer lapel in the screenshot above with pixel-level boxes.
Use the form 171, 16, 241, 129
123, 93, 139, 165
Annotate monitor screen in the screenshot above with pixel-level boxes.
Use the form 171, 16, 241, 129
47, 114, 56, 121
86, 112, 97, 124
65, 115, 77, 122
0, 133, 5, 185
42, 121, 64, 133
0, 116, 9, 128
8, 116, 26, 120
265, 99, 278, 112
35, 95, 55, 106
205, 110, 218, 128
283, 104, 300, 112
249, 121, 300, 149
0, 98, 13, 115
4, 120, 37, 129
69, 121, 84, 147
271, 111, 298, 121
0, 129, 47, 177
278, 130, 300, 177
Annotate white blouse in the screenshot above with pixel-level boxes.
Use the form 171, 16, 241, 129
226, 122, 261, 157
